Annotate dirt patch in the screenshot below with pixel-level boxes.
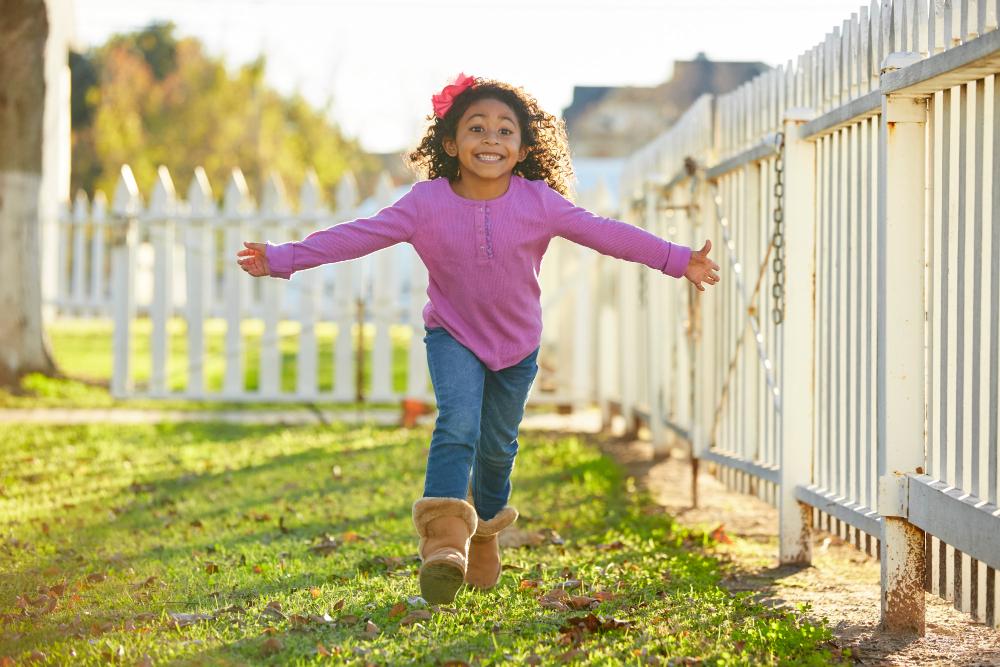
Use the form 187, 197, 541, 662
599, 436, 1000, 667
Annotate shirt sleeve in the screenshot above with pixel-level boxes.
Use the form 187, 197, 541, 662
265, 186, 421, 280
545, 186, 691, 279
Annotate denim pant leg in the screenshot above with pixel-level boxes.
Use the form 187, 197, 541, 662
472, 347, 539, 521
422, 327, 486, 500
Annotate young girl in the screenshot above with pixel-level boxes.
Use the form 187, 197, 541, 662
237, 75, 720, 604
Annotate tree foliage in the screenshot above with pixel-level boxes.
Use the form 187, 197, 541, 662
70, 22, 380, 205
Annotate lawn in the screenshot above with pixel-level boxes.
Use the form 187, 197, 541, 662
0, 319, 414, 411
0, 422, 839, 666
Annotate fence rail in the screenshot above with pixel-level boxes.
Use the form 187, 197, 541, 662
608, 0, 1000, 634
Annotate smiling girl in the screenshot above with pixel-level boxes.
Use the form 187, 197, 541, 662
237, 75, 720, 604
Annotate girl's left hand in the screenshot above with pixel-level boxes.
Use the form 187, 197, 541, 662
684, 240, 720, 291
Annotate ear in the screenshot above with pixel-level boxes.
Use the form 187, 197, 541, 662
516, 145, 530, 163
442, 135, 458, 158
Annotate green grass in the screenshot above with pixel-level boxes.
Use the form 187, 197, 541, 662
0, 319, 416, 411
0, 423, 838, 666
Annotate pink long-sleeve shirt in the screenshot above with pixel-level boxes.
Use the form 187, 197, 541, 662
266, 175, 691, 371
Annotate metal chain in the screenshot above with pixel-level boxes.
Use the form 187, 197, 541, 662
771, 132, 785, 325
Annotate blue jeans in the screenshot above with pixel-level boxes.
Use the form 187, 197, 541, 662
422, 327, 538, 521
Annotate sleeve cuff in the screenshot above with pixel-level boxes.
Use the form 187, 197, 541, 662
266, 241, 294, 280
661, 243, 692, 279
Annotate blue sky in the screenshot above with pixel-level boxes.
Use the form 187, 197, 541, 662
75, 0, 878, 153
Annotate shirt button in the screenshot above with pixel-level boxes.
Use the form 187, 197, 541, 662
478, 228, 483, 233
478, 207, 483, 212
480, 245, 485, 251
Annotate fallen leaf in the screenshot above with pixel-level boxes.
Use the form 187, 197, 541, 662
388, 602, 407, 620
48, 583, 67, 596
500, 564, 524, 571
593, 591, 619, 602
519, 579, 540, 591
546, 588, 570, 600
137, 654, 153, 667
26, 651, 47, 663
568, 596, 597, 610
260, 637, 284, 655
310, 588, 322, 598
559, 648, 587, 663
342, 531, 361, 544
252, 565, 264, 573
400, 610, 432, 626
358, 620, 380, 639
526, 655, 542, 666
498, 526, 545, 548
204, 563, 219, 574
265, 600, 282, 611
538, 598, 569, 612
43, 565, 58, 576
339, 614, 360, 625
597, 541, 624, 551
261, 606, 287, 621
709, 525, 732, 545
87, 572, 107, 583
1, 658, 15, 667
317, 644, 331, 657
600, 618, 633, 631
333, 599, 345, 611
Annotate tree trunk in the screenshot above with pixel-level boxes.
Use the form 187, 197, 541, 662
0, 0, 56, 387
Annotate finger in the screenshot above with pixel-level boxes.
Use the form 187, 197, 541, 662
709, 270, 720, 282
696, 282, 706, 292
711, 260, 720, 271
701, 239, 712, 255
244, 241, 267, 254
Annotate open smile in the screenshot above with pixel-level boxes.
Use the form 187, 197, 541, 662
475, 153, 505, 163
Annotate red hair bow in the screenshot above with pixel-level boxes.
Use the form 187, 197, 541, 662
432, 73, 475, 119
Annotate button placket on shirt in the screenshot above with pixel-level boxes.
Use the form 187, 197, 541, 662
475, 205, 489, 262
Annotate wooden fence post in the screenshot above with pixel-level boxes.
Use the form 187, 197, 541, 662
185, 167, 214, 399
646, 183, 667, 452
780, 108, 817, 565
877, 53, 927, 635
149, 166, 176, 398
110, 166, 140, 399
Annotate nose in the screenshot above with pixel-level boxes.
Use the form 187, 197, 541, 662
482, 130, 500, 145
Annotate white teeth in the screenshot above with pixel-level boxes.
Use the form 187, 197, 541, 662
477, 154, 502, 161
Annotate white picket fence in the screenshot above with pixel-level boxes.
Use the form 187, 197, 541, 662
605, 0, 1000, 634
57, 165, 592, 405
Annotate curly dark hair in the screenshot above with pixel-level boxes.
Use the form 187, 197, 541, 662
408, 78, 574, 197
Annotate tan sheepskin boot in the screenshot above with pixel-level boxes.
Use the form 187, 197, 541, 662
465, 491, 519, 590
412, 497, 478, 604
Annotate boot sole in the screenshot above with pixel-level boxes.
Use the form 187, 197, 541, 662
419, 561, 465, 604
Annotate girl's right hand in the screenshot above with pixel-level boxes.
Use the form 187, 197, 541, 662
237, 241, 270, 277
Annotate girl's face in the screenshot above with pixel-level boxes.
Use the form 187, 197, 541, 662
442, 98, 529, 183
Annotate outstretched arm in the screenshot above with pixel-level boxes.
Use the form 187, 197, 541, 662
235, 186, 421, 280
684, 240, 720, 291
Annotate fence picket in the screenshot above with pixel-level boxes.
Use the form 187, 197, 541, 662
90, 191, 107, 313
222, 169, 250, 398
370, 172, 397, 402
110, 165, 140, 399
149, 166, 176, 397
259, 171, 287, 398
332, 173, 359, 401
71, 190, 88, 314
184, 168, 213, 398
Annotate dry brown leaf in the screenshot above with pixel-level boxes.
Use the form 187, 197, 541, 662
568, 596, 596, 610
342, 531, 361, 544
48, 583, 67, 597
559, 649, 587, 663
317, 644, 331, 657
709, 525, 732, 545
252, 565, 264, 573
43, 565, 58, 577
388, 602, 407, 620
26, 651, 47, 663
87, 572, 107, 583
546, 588, 570, 600
340, 614, 360, 625
204, 564, 219, 574
519, 579, 540, 591
525, 655, 542, 666
137, 652, 154, 667
497, 526, 545, 548
2, 657, 16, 667
310, 588, 322, 598
265, 600, 282, 611
260, 637, 284, 655
500, 563, 524, 571
400, 610, 432, 626
333, 599, 345, 611
593, 591, 618, 602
